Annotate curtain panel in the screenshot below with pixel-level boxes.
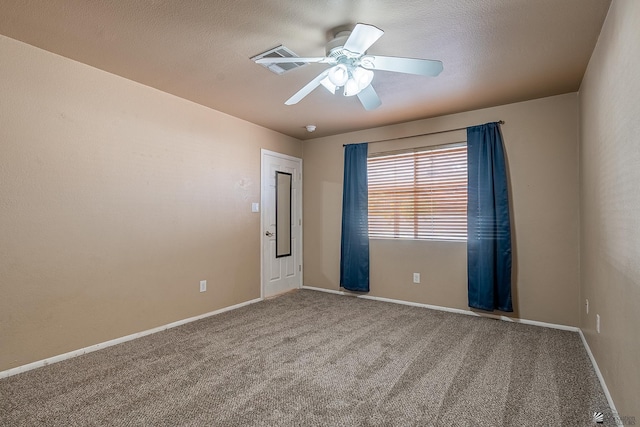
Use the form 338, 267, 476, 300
467, 123, 513, 312
340, 143, 370, 292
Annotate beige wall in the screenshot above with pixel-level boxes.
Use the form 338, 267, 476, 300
303, 93, 580, 327
0, 35, 301, 371
579, 0, 640, 416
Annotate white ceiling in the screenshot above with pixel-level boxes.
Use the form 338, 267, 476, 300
0, 0, 611, 140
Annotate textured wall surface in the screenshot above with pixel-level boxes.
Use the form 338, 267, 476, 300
303, 93, 581, 327
579, 0, 640, 417
0, 35, 301, 371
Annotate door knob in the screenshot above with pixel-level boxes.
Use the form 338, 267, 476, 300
265, 231, 274, 237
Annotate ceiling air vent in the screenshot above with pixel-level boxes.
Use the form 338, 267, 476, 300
251, 45, 307, 75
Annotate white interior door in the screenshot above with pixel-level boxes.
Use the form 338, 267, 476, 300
261, 150, 302, 298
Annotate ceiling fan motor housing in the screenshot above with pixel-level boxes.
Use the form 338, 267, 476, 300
326, 27, 355, 57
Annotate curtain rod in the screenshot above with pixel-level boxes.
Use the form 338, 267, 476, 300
343, 120, 505, 146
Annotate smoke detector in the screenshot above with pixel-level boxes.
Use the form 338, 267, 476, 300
305, 125, 317, 132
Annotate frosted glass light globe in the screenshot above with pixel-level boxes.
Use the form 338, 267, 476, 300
328, 64, 348, 87
343, 78, 360, 97
352, 67, 374, 90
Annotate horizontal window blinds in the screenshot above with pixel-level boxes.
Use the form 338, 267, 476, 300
368, 144, 467, 241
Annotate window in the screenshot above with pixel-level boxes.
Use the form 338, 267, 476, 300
367, 143, 467, 241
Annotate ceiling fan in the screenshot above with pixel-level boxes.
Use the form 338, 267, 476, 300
256, 23, 443, 111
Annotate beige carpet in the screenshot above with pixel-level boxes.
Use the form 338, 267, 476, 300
1, 289, 612, 426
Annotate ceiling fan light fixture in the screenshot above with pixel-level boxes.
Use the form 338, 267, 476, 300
258, 23, 443, 110
352, 66, 374, 90
320, 76, 337, 93
328, 64, 348, 87
343, 77, 360, 97
360, 57, 374, 69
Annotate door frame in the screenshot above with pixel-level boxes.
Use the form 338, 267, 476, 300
260, 149, 303, 299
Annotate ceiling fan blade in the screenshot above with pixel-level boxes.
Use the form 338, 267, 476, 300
362, 55, 443, 76
255, 57, 335, 64
285, 69, 330, 105
356, 84, 382, 111
343, 23, 384, 56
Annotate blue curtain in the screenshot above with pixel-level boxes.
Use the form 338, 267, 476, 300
340, 143, 370, 292
467, 123, 512, 312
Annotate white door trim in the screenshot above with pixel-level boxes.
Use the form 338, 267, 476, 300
260, 149, 303, 299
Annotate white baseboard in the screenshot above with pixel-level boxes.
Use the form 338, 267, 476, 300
0, 297, 262, 379
301, 285, 579, 332
301, 285, 347, 296
578, 330, 622, 426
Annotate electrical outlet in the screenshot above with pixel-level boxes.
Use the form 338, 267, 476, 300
413, 273, 421, 284
199, 280, 207, 293
596, 314, 600, 333
585, 299, 589, 314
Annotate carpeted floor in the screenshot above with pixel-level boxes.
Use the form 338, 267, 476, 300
1, 289, 612, 426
